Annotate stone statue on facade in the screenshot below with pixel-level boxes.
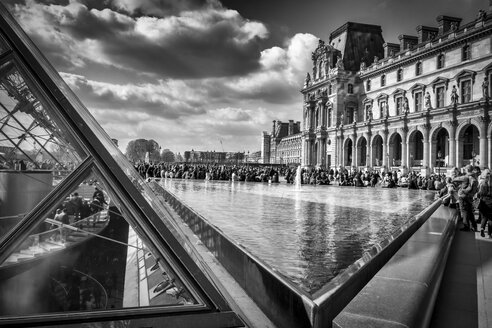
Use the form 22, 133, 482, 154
450, 22, 458, 32
366, 107, 372, 121
403, 97, 409, 115
360, 61, 366, 70
336, 55, 344, 70
451, 85, 459, 106
373, 56, 379, 64
304, 73, 311, 88
425, 92, 432, 110
339, 113, 344, 127
382, 102, 389, 118
477, 9, 487, 21
482, 76, 489, 100
353, 110, 357, 123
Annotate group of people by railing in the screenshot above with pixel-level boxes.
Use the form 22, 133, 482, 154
135, 161, 492, 238
437, 165, 492, 238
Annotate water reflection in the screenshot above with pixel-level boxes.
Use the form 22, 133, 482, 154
163, 180, 435, 293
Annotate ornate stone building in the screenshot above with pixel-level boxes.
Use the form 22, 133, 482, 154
300, 6, 492, 175
261, 120, 301, 164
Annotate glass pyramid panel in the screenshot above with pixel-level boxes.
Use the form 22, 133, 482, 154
0, 166, 199, 318
0, 3, 243, 327
0, 59, 84, 173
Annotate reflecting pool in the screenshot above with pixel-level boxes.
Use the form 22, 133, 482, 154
162, 180, 436, 293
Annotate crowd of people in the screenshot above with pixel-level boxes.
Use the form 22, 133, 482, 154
134, 161, 492, 239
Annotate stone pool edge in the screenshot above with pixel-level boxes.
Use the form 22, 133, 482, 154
150, 181, 451, 328
332, 204, 458, 328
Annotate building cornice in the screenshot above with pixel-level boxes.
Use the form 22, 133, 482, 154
360, 22, 492, 79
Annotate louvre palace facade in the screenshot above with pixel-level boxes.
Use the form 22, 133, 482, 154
263, 5, 492, 175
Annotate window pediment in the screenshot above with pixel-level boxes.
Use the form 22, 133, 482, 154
430, 76, 449, 92
376, 93, 389, 101
454, 69, 476, 82
392, 88, 406, 96
409, 83, 426, 97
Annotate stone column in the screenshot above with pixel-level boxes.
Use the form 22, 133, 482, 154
382, 132, 388, 171
364, 132, 371, 167
448, 123, 456, 168
352, 135, 357, 168
333, 135, 339, 167
480, 136, 487, 169
339, 134, 344, 168
303, 139, 309, 166
423, 125, 430, 173
488, 136, 492, 170
401, 129, 408, 170
480, 118, 488, 168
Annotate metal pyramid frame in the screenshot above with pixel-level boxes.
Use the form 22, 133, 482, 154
0, 3, 244, 327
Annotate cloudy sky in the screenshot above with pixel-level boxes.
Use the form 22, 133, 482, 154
4, 0, 488, 155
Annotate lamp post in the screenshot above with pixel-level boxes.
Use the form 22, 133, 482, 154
472, 150, 476, 167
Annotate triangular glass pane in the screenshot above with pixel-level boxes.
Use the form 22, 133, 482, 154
0, 58, 87, 242
0, 59, 85, 174
0, 166, 199, 319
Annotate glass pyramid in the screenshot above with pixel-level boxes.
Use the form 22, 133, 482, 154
0, 4, 243, 327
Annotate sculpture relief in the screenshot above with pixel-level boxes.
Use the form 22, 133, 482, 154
425, 92, 432, 109
451, 85, 459, 106
482, 76, 489, 100
304, 73, 311, 88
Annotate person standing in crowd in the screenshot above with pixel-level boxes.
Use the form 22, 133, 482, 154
454, 164, 478, 232
477, 169, 492, 238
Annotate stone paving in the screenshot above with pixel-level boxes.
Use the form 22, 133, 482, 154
431, 225, 492, 328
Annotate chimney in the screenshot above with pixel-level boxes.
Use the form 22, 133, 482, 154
383, 42, 400, 58
288, 120, 294, 136
436, 16, 462, 35
272, 120, 276, 135
416, 25, 438, 43
398, 35, 418, 52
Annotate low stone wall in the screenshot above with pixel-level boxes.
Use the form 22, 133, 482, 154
151, 181, 454, 328
333, 204, 458, 328
151, 182, 313, 328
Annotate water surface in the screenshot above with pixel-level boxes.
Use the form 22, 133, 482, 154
162, 180, 435, 293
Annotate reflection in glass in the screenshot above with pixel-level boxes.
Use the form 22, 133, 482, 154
0, 169, 196, 317
0, 60, 83, 177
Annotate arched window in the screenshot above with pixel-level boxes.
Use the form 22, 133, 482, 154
348, 83, 354, 94
381, 75, 386, 87
366, 80, 371, 91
